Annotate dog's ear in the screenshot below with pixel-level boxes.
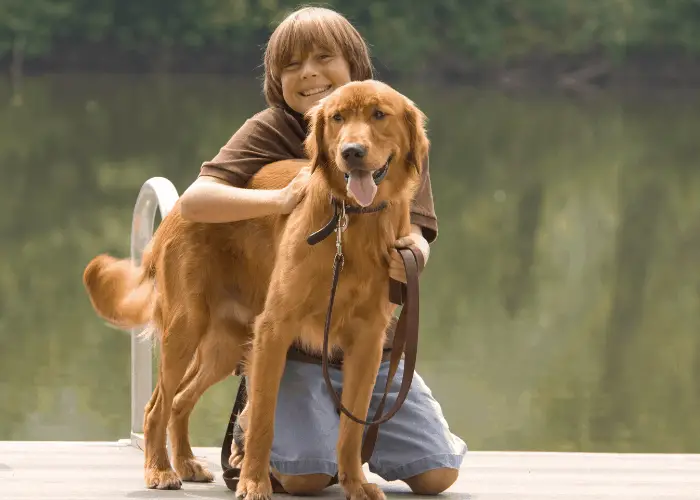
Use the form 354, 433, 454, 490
304, 101, 327, 173
403, 99, 430, 173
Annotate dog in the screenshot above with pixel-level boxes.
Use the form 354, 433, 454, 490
82, 79, 429, 500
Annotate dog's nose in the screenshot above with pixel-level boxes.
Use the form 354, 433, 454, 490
341, 143, 367, 161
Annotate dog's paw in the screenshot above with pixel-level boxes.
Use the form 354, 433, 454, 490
145, 467, 182, 490
359, 483, 386, 500
174, 457, 214, 482
229, 442, 245, 469
235, 475, 273, 500
342, 481, 386, 500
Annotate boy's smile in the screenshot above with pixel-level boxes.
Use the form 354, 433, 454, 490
281, 46, 351, 114
299, 85, 332, 97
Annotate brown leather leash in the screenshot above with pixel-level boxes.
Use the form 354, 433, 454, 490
319, 200, 422, 463
221, 198, 422, 492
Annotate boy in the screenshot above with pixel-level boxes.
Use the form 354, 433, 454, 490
180, 6, 466, 495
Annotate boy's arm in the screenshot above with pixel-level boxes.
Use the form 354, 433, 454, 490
180, 174, 305, 223
180, 109, 307, 223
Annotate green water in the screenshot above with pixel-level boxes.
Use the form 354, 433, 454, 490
1, 75, 699, 453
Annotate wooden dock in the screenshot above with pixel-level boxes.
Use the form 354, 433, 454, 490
2, 441, 699, 499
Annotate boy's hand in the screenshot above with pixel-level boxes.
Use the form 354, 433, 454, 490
279, 166, 312, 214
388, 225, 430, 283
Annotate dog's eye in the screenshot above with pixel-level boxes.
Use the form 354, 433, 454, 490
332, 112, 343, 122
373, 109, 386, 120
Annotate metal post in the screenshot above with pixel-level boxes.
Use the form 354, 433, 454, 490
129, 177, 179, 449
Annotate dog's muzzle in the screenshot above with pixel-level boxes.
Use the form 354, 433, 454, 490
343, 153, 392, 186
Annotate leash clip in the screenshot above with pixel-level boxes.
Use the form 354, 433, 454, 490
335, 201, 347, 269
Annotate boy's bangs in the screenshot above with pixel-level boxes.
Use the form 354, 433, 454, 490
271, 16, 342, 75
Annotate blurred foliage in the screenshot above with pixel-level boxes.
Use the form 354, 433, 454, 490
1, 0, 700, 75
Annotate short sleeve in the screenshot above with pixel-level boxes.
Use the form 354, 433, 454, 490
410, 154, 438, 243
199, 108, 306, 187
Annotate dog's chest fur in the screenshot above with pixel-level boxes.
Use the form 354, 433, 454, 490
274, 200, 401, 353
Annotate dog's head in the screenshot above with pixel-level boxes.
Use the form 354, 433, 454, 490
304, 80, 429, 208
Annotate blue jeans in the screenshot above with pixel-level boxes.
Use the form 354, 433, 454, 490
268, 359, 467, 481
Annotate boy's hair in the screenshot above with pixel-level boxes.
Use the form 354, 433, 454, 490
263, 6, 374, 109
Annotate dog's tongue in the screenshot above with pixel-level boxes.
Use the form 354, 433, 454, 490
346, 170, 377, 207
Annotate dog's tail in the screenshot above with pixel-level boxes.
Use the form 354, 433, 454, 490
82, 245, 157, 330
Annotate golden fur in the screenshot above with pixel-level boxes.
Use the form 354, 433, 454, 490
82, 80, 429, 499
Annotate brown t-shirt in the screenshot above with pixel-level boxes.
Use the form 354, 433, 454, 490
199, 106, 438, 242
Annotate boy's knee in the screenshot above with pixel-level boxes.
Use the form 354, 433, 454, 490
404, 467, 459, 495
276, 472, 334, 495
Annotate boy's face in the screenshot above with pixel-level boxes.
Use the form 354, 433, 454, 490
281, 45, 351, 115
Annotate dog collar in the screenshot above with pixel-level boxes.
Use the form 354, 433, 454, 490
307, 197, 388, 246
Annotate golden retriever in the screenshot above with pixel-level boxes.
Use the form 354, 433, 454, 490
82, 79, 429, 500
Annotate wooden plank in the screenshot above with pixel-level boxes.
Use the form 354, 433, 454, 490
1, 441, 699, 499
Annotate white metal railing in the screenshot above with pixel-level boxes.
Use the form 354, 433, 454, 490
129, 177, 179, 449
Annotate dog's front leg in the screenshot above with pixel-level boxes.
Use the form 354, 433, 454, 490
236, 312, 293, 500
337, 327, 387, 500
